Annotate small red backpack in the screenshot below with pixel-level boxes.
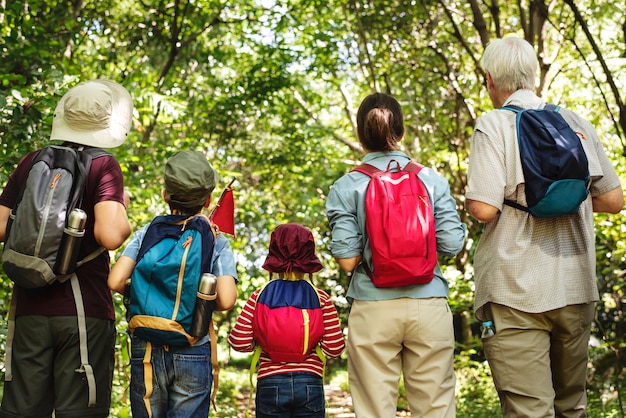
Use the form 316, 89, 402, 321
252, 277, 325, 363
353, 160, 437, 287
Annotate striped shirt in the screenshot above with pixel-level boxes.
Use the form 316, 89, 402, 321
228, 284, 346, 379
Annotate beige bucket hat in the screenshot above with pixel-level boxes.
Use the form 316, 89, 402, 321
50, 79, 133, 148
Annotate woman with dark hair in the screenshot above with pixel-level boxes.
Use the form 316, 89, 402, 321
326, 93, 466, 418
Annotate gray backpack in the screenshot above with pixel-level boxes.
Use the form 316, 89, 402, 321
2, 145, 109, 287
2, 145, 110, 407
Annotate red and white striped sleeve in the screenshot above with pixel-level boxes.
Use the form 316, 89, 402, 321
318, 289, 346, 358
227, 289, 260, 353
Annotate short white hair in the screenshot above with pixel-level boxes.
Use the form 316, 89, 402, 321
481, 35, 538, 92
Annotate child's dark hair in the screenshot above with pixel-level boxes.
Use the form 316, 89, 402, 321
356, 93, 404, 152
168, 196, 205, 215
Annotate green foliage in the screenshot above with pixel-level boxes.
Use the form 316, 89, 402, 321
455, 352, 502, 418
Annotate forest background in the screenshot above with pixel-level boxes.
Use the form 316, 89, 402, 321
0, 1, 625, 417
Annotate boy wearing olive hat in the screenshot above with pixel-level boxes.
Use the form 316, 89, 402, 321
108, 150, 238, 418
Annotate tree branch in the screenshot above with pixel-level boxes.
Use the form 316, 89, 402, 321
563, 0, 626, 150
348, 0, 380, 92
292, 89, 362, 153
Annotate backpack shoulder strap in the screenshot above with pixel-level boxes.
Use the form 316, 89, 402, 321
503, 199, 530, 213
61, 147, 110, 212
501, 103, 560, 113
353, 160, 424, 176
81, 147, 110, 167
500, 104, 524, 113
403, 161, 424, 173
248, 344, 263, 412
83, 147, 111, 159
500, 105, 529, 212
352, 163, 380, 177
69, 274, 97, 407
209, 320, 220, 412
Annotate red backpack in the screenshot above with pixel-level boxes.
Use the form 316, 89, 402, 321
252, 278, 325, 363
353, 160, 437, 287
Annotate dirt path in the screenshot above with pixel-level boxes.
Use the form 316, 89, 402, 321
325, 384, 355, 417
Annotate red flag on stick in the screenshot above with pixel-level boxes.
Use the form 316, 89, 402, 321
210, 179, 236, 237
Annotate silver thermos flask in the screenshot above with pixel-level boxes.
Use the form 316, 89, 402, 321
54, 208, 87, 275
190, 273, 218, 338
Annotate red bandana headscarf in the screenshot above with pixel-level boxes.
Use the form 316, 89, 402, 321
262, 223, 323, 276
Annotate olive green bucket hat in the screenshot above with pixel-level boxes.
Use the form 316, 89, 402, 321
164, 151, 217, 208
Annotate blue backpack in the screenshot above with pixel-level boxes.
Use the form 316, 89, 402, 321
128, 214, 216, 346
501, 104, 590, 218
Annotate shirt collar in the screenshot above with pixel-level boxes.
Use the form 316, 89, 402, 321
361, 150, 410, 166
502, 89, 544, 109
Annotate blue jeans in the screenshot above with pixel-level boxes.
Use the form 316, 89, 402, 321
255, 372, 325, 418
130, 335, 213, 418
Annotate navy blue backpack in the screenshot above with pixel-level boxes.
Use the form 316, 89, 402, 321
501, 104, 590, 218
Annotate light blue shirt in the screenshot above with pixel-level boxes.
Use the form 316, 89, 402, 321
325, 151, 466, 303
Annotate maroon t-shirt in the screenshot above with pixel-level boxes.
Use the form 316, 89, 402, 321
0, 147, 126, 320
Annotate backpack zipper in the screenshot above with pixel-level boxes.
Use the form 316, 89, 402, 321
302, 309, 310, 355
172, 235, 192, 319
36, 172, 63, 257
418, 194, 431, 257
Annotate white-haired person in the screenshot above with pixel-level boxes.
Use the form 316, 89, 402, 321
466, 35, 623, 417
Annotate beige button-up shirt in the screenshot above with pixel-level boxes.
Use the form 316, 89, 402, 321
466, 90, 621, 320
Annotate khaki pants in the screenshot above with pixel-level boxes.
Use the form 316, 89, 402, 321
347, 298, 456, 418
483, 303, 595, 418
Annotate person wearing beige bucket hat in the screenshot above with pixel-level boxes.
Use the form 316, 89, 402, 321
50, 78, 133, 148
0, 79, 133, 417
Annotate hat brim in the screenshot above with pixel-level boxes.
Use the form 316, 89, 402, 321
167, 194, 211, 208
50, 80, 133, 148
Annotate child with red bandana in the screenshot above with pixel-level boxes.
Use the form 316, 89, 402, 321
228, 223, 345, 418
